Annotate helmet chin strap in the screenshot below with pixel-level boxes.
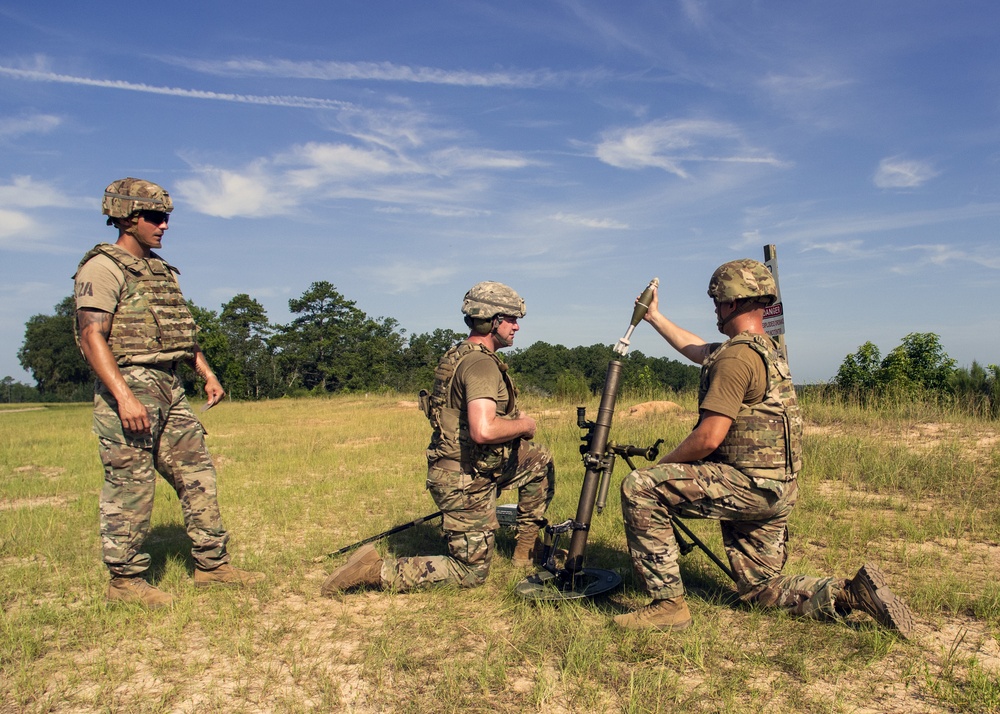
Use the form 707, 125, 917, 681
715, 300, 756, 333
491, 316, 513, 348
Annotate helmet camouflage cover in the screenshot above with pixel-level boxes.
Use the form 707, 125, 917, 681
102, 177, 173, 223
707, 259, 778, 306
461, 281, 526, 320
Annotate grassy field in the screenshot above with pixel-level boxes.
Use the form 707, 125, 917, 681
1, 390, 998, 713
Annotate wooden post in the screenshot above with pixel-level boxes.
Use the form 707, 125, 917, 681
762, 244, 788, 363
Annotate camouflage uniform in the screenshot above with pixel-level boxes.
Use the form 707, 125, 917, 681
75, 237, 231, 578
621, 332, 848, 620
95, 366, 230, 576
384, 339, 555, 590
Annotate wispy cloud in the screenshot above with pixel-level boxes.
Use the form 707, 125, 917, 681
892, 244, 1000, 272
174, 57, 607, 89
595, 118, 784, 178
760, 72, 853, 94
177, 140, 534, 218
874, 156, 939, 189
0, 66, 356, 111
0, 113, 61, 139
364, 261, 458, 294
550, 212, 629, 229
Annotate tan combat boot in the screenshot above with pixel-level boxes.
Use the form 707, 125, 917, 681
194, 564, 265, 588
613, 596, 693, 632
321, 544, 384, 596
512, 526, 541, 568
840, 563, 915, 639
107, 576, 174, 609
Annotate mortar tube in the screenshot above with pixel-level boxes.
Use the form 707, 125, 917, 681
565, 360, 622, 573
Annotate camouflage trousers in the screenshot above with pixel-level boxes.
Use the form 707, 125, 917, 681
620, 462, 846, 619
383, 438, 555, 591
94, 365, 230, 578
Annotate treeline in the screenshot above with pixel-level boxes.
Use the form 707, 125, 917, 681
11, 281, 700, 403
833, 332, 1000, 418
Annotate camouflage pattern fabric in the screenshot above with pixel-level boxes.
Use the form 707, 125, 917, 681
74, 244, 198, 363
621, 462, 845, 619
95, 365, 230, 577
383, 438, 554, 590
707, 258, 777, 305
102, 177, 173, 219
701, 333, 802, 479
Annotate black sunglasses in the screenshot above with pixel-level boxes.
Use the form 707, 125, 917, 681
139, 210, 170, 225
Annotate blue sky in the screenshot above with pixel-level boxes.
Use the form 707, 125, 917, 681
1, 1, 997, 385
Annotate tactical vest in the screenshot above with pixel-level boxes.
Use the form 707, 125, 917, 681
700, 332, 803, 481
419, 340, 517, 471
73, 244, 198, 365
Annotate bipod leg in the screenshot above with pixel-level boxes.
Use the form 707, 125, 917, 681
670, 515, 736, 583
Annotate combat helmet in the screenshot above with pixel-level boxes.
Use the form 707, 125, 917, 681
707, 259, 777, 306
102, 177, 173, 225
461, 281, 526, 320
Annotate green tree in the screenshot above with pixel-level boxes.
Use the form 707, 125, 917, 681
949, 361, 1000, 418
835, 341, 882, 393
17, 296, 92, 401
1, 376, 40, 403
181, 301, 235, 397
835, 333, 958, 399
883, 332, 956, 392
220, 294, 276, 400
398, 328, 466, 391
271, 282, 406, 394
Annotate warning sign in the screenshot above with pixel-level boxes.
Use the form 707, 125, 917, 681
763, 301, 784, 337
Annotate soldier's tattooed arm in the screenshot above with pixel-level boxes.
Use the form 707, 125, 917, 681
77, 308, 152, 435
640, 286, 711, 365
192, 343, 225, 409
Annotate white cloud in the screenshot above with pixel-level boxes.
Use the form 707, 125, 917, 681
0, 208, 34, 240
364, 262, 458, 294
175, 166, 297, 218
431, 147, 538, 171
0, 113, 61, 139
874, 156, 939, 189
172, 57, 605, 89
282, 143, 424, 188
550, 212, 629, 230
595, 118, 783, 178
0, 65, 355, 111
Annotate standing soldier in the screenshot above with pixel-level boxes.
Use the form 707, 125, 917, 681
615, 259, 914, 637
74, 177, 264, 608
322, 281, 555, 594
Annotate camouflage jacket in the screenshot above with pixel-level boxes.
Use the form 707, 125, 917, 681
74, 243, 197, 365
700, 332, 803, 481
420, 340, 517, 473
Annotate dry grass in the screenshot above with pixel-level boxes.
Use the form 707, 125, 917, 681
0, 393, 998, 713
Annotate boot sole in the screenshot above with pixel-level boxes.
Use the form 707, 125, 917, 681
321, 545, 381, 596
852, 563, 915, 639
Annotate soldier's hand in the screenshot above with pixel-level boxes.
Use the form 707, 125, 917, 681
118, 394, 151, 435
520, 415, 537, 440
203, 376, 225, 410
640, 285, 660, 323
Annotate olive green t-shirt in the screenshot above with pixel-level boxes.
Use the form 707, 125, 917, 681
453, 350, 509, 415
74, 251, 126, 314
700, 341, 767, 418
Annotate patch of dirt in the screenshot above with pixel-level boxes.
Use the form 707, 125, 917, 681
804, 421, 999, 460
0, 495, 72, 511
12, 465, 66, 479
621, 400, 685, 418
